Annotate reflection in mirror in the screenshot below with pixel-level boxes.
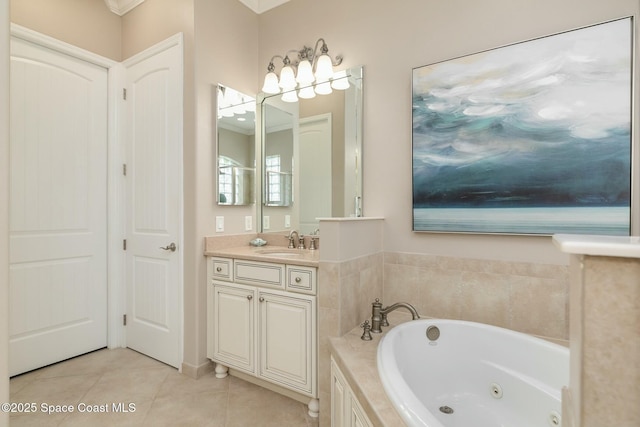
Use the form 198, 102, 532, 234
259, 66, 363, 234
216, 84, 256, 205
263, 102, 294, 207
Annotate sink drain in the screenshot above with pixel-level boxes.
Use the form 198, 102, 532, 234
490, 382, 503, 399
439, 406, 454, 414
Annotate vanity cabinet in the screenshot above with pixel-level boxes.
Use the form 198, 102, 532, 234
207, 256, 318, 414
331, 357, 373, 427
209, 282, 256, 373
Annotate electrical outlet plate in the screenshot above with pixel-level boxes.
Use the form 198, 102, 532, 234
245, 216, 252, 231
285, 215, 291, 228
216, 216, 224, 232
263, 216, 270, 230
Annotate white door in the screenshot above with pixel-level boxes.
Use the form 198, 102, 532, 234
9, 37, 108, 376
299, 114, 332, 233
124, 37, 183, 368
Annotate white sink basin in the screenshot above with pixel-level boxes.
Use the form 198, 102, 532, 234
256, 248, 304, 257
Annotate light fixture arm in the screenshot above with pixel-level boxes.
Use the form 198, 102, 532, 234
262, 38, 345, 99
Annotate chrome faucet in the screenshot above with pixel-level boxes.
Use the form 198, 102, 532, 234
370, 298, 419, 333
287, 230, 298, 249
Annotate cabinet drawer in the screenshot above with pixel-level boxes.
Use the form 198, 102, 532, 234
234, 260, 284, 289
211, 257, 232, 281
286, 265, 317, 295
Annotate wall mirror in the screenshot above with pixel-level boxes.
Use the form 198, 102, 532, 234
216, 84, 256, 205
258, 66, 364, 234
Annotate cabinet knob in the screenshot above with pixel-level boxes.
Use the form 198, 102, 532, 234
216, 267, 222, 272
295, 277, 302, 283
259, 297, 265, 302
247, 295, 253, 300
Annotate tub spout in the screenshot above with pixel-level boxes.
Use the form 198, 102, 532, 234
370, 298, 420, 333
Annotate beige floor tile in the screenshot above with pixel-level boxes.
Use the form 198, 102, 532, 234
81, 366, 172, 404
9, 348, 314, 426
58, 399, 153, 427
11, 374, 101, 407
226, 377, 309, 427
9, 411, 68, 427
156, 370, 229, 400
143, 390, 228, 427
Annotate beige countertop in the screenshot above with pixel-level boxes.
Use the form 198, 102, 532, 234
329, 314, 411, 427
204, 244, 320, 267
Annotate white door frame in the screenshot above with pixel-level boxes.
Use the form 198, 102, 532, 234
8, 24, 172, 352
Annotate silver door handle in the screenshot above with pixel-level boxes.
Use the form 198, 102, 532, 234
160, 242, 177, 252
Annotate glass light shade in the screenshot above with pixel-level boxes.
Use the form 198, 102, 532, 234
296, 60, 315, 85
331, 70, 350, 90
262, 72, 280, 94
231, 103, 246, 115
298, 86, 316, 99
314, 54, 334, 81
279, 66, 297, 90
281, 90, 298, 103
244, 101, 256, 112
314, 80, 332, 95
220, 107, 234, 118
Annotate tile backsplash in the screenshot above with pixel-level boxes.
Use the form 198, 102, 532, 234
383, 252, 570, 342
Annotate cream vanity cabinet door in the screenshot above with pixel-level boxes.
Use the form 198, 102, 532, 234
331, 357, 373, 427
257, 289, 317, 396
211, 281, 256, 374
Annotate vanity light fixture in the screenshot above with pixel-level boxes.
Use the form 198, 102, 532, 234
261, 38, 348, 102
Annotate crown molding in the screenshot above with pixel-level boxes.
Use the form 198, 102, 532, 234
104, 0, 146, 16
236, 0, 289, 14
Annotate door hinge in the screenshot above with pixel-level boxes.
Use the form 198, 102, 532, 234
123, 239, 127, 250
123, 88, 127, 100
123, 314, 127, 326
122, 163, 127, 176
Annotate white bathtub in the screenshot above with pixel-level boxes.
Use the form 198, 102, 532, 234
377, 319, 569, 427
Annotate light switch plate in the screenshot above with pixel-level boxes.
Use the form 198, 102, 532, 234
245, 216, 252, 231
263, 216, 270, 230
216, 216, 224, 232
285, 215, 291, 228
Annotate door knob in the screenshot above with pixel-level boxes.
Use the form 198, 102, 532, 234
160, 242, 177, 252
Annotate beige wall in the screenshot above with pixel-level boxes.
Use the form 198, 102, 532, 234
122, 0, 194, 59
192, 0, 258, 371
10, 0, 121, 60
1, 0, 9, 425
257, 0, 639, 265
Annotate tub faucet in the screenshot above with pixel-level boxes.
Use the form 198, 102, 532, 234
370, 298, 420, 333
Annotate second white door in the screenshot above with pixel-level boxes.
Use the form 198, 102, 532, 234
124, 37, 183, 369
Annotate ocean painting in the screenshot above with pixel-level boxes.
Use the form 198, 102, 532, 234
412, 17, 632, 235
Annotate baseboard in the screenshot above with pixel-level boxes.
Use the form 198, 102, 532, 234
181, 359, 215, 379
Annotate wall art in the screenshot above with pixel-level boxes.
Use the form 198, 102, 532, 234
412, 17, 633, 235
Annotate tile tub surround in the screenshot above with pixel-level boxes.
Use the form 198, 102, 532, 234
383, 252, 570, 342
318, 252, 384, 427
569, 255, 640, 427
555, 234, 640, 427
329, 312, 413, 427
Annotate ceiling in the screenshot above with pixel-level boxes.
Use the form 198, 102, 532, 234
236, 0, 290, 14
104, 0, 290, 16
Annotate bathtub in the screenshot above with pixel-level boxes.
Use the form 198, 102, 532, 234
377, 319, 569, 427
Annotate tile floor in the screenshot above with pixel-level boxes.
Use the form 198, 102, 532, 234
9, 348, 319, 427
